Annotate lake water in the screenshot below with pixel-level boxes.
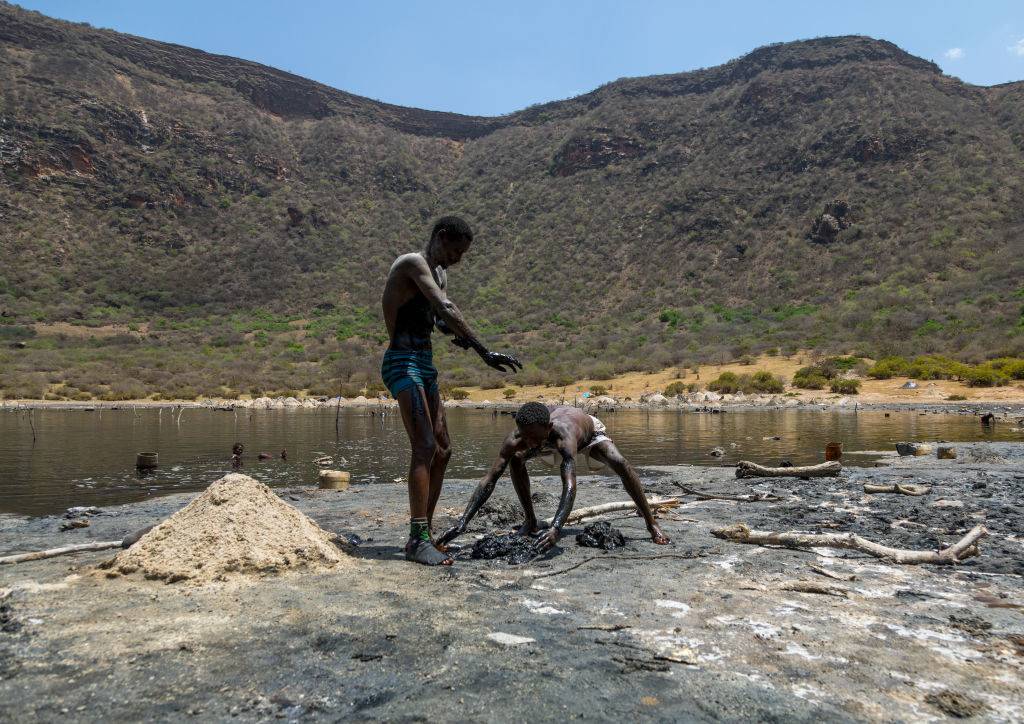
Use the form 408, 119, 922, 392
0, 407, 1018, 516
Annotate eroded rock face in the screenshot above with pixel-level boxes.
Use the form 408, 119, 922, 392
847, 130, 930, 163
551, 132, 646, 176
808, 198, 853, 243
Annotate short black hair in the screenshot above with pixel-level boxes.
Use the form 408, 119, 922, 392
515, 402, 550, 427
431, 216, 473, 243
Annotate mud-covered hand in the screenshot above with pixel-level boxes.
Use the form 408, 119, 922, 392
481, 350, 523, 373
436, 523, 466, 547
531, 527, 559, 554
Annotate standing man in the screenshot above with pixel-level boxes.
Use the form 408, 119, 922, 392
381, 216, 522, 565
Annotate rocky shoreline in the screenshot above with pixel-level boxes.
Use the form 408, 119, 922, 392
2, 445, 1022, 721
3, 393, 1023, 415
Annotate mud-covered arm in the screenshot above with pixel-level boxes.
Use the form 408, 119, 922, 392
534, 441, 577, 552
406, 256, 521, 372
436, 441, 514, 545
406, 256, 483, 351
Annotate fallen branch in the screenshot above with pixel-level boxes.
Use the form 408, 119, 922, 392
809, 564, 856, 582
711, 523, 988, 565
863, 483, 931, 496
0, 540, 122, 565
779, 580, 848, 597
736, 460, 841, 479
541, 497, 681, 528
674, 483, 782, 502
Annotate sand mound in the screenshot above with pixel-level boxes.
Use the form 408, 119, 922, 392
103, 474, 347, 583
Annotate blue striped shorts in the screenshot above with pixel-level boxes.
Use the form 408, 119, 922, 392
381, 348, 439, 398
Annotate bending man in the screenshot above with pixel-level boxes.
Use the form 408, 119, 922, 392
381, 216, 521, 566
438, 402, 670, 552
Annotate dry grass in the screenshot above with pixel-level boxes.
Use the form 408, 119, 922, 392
459, 353, 1024, 404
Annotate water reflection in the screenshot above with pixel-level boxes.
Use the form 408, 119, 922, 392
0, 407, 1016, 516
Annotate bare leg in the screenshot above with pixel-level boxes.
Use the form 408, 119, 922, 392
426, 386, 452, 545
509, 457, 539, 535
589, 441, 669, 544
396, 385, 452, 565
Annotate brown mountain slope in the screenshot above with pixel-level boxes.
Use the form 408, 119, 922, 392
1, 2, 1022, 397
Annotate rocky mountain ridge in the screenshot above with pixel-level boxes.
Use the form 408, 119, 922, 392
1, 1, 1022, 397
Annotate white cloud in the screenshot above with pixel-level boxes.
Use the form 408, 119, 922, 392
1010, 38, 1024, 56
944, 47, 964, 60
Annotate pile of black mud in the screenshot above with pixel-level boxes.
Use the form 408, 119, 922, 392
576, 521, 626, 550
469, 534, 536, 565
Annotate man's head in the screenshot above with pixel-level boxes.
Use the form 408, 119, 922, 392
428, 216, 473, 268
514, 402, 552, 445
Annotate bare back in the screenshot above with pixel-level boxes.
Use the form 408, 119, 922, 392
506, 406, 597, 459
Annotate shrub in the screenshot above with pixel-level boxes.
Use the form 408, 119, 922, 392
589, 385, 608, 396
449, 388, 469, 400
659, 309, 682, 328
589, 365, 615, 381
830, 378, 861, 394
867, 356, 910, 379
708, 371, 740, 394
0, 325, 36, 340
687, 382, 699, 393
989, 357, 1024, 380
664, 380, 688, 396
503, 387, 517, 400
962, 366, 1008, 388
748, 370, 784, 393
792, 366, 828, 389
947, 394, 967, 401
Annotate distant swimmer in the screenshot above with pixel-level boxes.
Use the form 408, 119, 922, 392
381, 216, 522, 566
438, 403, 670, 554
231, 442, 243, 468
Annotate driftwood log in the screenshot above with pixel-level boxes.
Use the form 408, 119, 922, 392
541, 497, 680, 528
711, 523, 988, 564
736, 460, 842, 478
0, 540, 122, 565
863, 483, 931, 496
0, 524, 155, 565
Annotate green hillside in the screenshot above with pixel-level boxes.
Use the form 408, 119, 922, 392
1, 2, 1022, 399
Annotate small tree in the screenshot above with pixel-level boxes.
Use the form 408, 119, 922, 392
503, 387, 517, 400
449, 388, 469, 400
830, 378, 861, 394
664, 380, 687, 396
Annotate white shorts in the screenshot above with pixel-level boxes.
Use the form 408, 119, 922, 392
581, 415, 611, 452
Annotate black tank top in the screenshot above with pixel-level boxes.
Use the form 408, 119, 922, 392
390, 290, 434, 351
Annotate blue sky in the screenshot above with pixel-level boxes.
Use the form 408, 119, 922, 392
15, 0, 1024, 116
